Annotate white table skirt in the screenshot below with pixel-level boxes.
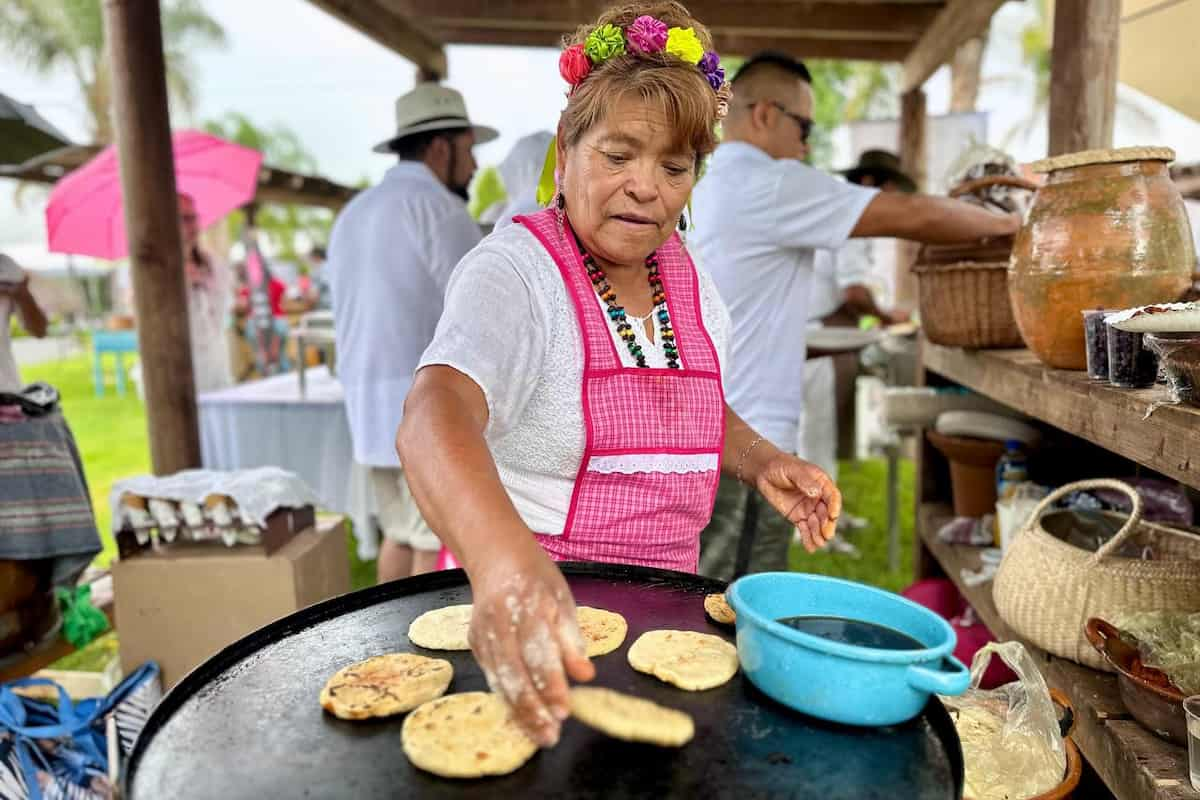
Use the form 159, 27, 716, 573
198, 366, 379, 559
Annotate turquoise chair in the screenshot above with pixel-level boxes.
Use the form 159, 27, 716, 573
91, 330, 138, 396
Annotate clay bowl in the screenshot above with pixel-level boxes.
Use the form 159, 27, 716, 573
1085, 617, 1188, 745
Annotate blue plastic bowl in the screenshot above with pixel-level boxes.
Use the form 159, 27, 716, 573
727, 572, 970, 727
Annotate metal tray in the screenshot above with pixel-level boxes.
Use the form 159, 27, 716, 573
125, 563, 964, 799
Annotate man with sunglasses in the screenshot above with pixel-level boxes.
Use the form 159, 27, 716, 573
691, 51, 1019, 582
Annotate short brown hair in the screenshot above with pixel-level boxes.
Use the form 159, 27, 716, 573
559, 2, 719, 160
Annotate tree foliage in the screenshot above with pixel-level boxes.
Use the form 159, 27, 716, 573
0, 0, 227, 143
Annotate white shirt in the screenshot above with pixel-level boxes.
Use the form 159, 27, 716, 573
187, 256, 234, 394
810, 239, 876, 322
690, 142, 877, 451
0, 254, 25, 393
418, 223, 731, 535
328, 162, 482, 467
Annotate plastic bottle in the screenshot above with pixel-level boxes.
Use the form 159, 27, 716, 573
995, 440, 1029, 501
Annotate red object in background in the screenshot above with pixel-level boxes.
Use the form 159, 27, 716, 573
902, 578, 1017, 690
237, 277, 286, 318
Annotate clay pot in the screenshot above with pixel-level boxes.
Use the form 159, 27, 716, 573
1009, 147, 1195, 370
926, 430, 1007, 518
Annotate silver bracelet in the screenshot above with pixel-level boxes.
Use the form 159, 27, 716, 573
735, 435, 764, 486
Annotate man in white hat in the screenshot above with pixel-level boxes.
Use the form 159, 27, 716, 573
328, 83, 497, 583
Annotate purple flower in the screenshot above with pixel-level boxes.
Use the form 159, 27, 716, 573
627, 15, 668, 54
700, 51, 724, 90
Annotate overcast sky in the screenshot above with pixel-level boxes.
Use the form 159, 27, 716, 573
3, 0, 1199, 264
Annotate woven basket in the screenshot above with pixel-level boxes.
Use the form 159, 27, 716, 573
994, 479, 1200, 671
912, 261, 1024, 349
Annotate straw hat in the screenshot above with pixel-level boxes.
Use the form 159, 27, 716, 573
373, 83, 499, 154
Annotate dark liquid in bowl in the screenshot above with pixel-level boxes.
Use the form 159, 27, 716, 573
778, 615, 925, 651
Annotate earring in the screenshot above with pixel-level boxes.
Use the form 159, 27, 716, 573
678, 213, 688, 232
554, 188, 566, 236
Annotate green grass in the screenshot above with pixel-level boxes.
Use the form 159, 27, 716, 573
25, 352, 916, 669
23, 354, 149, 567
789, 458, 916, 594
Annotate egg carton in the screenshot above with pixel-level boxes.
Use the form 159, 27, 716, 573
117, 495, 314, 558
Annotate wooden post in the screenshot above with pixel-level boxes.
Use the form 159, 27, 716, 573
102, 0, 201, 474
1048, 0, 1119, 155
949, 35, 986, 113
895, 88, 927, 313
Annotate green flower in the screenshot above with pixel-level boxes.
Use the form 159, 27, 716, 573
585, 24, 626, 62
665, 27, 703, 65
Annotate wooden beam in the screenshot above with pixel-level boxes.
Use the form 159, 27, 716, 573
403, 1, 941, 37
430, 26, 913, 61
901, 0, 1005, 91
307, 0, 447, 79
1047, 0, 1119, 156
101, 0, 200, 475
1, 152, 357, 210
895, 88, 926, 313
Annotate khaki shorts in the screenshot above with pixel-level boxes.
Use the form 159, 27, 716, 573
370, 467, 441, 552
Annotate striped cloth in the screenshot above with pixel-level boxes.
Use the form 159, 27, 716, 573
0, 411, 100, 586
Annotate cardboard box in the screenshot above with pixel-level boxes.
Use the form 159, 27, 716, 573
113, 517, 349, 688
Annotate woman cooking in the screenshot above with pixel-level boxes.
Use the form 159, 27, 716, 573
397, 1, 840, 749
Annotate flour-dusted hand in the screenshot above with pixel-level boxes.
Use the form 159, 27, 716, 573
755, 453, 841, 553
468, 542, 595, 747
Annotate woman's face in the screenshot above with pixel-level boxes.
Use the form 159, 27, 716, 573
560, 97, 697, 269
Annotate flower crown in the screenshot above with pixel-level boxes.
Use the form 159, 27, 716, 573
558, 16, 732, 118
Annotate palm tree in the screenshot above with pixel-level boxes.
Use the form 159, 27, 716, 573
203, 112, 332, 266
0, 0, 226, 144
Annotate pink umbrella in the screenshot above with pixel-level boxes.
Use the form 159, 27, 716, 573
45, 129, 262, 259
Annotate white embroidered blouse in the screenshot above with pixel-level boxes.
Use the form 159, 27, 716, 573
418, 222, 732, 536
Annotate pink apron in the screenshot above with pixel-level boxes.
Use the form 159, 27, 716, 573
438, 208, 724, 572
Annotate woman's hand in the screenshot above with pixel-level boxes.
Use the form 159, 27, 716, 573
467, 540, 595, 747
755, 453, 841, 553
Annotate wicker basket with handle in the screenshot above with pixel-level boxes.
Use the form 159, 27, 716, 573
912, 175, 1035, 349
993, 479, 1200, 672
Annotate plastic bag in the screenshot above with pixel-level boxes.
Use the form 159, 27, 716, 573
938, 515, 994, 546
1065, 478, 1194, 527
941, 641, 1066, 800
0, 663, 161, 800
56, 585, 110, 649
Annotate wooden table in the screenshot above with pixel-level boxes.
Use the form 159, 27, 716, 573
917, 342, 1200, 800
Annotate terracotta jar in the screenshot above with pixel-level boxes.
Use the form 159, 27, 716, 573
1009, 147, 1195, 370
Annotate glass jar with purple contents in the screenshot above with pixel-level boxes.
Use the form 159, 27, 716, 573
1105, 320, 1158, 388
1081, 309, 1111, 380
1106, 302, 1200, 389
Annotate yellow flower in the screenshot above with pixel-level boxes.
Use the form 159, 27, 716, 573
665, 27, 703, 65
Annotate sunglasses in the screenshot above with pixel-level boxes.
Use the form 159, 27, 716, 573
760, 100, 814, 145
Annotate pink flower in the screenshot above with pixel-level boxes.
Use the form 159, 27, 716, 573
559, 44, 592, 86
626, 15, 668, 54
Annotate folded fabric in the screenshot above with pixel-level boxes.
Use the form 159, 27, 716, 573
0, 412, 101, 587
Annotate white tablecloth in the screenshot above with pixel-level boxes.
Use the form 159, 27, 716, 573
198, 366, 379, 559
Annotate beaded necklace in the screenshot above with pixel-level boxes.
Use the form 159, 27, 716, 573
576, 238, 679, 369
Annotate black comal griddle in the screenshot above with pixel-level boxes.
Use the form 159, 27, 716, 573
125, 563, 964, 799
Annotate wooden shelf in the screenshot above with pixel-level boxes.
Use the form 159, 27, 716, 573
921, 344, 1200, 492
919, 504, 1198, 800
0, 603, 115, 683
